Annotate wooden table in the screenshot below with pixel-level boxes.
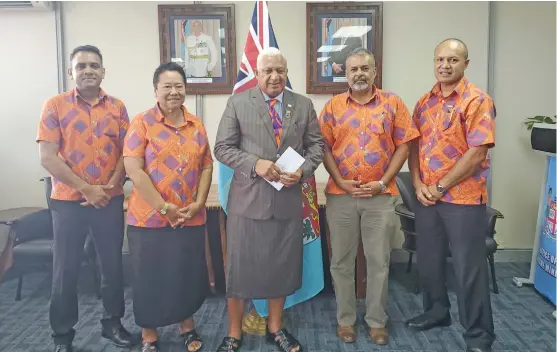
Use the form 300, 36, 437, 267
205, 183, 368, 299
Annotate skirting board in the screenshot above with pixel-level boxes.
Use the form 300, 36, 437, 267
119, 248, 533, 263
390, 249, 533, 263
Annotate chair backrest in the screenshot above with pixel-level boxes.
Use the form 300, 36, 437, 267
12, 209, 54, 243
40, 176, 53, 210
396, 171, 421, 214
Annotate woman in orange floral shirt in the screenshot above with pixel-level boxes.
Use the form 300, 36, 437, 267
123, 63, 213, 352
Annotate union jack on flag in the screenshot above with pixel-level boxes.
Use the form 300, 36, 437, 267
231, 1, 292, 94
217, 0, 324, 318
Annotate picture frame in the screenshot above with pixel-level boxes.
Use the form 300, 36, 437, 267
306, 2, 383, 95
158, 4, 237, 95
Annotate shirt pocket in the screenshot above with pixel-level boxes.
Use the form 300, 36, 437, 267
441, 109, 462, 135
368, 112, 387, 135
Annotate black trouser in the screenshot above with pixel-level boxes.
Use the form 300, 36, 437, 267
49, 196, 125, 345
415, 201, 495, 349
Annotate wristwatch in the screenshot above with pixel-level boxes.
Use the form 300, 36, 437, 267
378, 180, 387, 193
436, 183, 447, 194
159, 202, 169, 215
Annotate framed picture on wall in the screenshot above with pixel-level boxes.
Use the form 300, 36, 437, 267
306, 2, 383, 95
158, 4, 237, 95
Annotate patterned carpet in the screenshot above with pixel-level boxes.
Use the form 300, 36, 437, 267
0, 262, 554, 352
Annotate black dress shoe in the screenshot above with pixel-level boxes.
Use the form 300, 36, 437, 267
54, 344, 73, 352
101, 325, 134, 348
467, 347, 491, 352
405, 313, 452, 331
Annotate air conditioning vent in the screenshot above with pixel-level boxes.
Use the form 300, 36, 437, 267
0, 1, 54, 11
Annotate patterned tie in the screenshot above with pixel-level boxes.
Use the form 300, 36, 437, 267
268, 99, 282, 146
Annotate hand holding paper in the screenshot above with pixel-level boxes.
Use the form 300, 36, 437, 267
266, 147, 305, 191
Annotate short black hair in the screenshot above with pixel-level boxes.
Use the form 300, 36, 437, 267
346, 47, 376, 66
70, 45, 103, 64
153, 62, 187, 88
436, 38, 469, 60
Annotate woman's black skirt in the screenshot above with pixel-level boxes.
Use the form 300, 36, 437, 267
127, 224, 208, 328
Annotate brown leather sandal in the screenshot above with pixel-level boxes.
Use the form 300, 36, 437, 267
337, 325, 356, 343
370, 327, 389, 345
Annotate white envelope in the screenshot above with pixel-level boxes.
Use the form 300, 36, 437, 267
266, 147, 305, 191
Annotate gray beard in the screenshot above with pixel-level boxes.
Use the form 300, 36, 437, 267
351, 82, 369, 92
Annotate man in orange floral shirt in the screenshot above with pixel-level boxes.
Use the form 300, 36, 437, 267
319, 48, 419, 345
406, 39, 496, 352
37, 45, 133, 352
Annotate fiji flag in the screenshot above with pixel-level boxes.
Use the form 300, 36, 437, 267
217, 0, 324, 317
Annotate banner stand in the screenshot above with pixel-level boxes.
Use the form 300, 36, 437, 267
513, 151, 556, 319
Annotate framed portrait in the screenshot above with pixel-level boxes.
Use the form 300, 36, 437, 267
158, 4, 237, 95
306, 2, 383, 95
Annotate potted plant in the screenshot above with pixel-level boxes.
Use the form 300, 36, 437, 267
523, 115, 556, 154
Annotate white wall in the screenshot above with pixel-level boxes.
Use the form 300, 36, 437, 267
0, 10, 58, 209
1, 1, 554, 250
60, 1, 489, 182
490, 1, 557, 248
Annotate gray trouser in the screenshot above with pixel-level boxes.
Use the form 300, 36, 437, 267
326, 194, 395, 328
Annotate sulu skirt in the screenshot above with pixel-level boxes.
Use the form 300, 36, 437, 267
225, 215, 303, 300
127, 224, 208, 328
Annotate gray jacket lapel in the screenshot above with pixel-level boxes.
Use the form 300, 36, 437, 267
251, 88, 277, 147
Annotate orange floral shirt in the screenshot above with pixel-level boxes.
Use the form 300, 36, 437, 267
319, 87, 420, 195
36, 89, 129, 201
412, 77, 496, 205
123, 104, 213, 228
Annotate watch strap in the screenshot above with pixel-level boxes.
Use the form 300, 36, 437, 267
160, 202, 169, 214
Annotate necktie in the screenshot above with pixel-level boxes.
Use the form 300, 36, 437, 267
268, 99, 282, 146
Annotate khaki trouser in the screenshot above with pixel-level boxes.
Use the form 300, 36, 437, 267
326, 194, 395, 328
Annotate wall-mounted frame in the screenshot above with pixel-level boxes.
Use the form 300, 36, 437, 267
306, 2, 383, 95
158, 4, 237, 95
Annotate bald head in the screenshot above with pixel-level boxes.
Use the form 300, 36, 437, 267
433, 38, 469, 86
435, 38, 468, 60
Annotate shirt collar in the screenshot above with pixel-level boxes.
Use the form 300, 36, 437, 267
345, 84, 377, 105
154, 103, 190, 126
430, 76, 469, 98
261, 89, 284, 104
73, 87, 106, 102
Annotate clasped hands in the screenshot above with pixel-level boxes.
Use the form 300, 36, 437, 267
414, 182, 444, 206
336, 179, 383, 198
80, 184, 116, 209
255, 159, 302, 187
163, 202, 203, 228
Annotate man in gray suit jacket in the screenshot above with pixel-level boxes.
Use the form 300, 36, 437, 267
214, 47, 324, 352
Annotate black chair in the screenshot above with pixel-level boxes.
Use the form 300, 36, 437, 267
6, 177, 100, 301
394, 172, 503, 294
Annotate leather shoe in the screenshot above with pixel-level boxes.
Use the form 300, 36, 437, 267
467, 348, 491, 352
405, 313, 451, 331
369, 327, 388, 345
101, 325, 134, 348
54, 345, 73, 352
337, 325, 356, 343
